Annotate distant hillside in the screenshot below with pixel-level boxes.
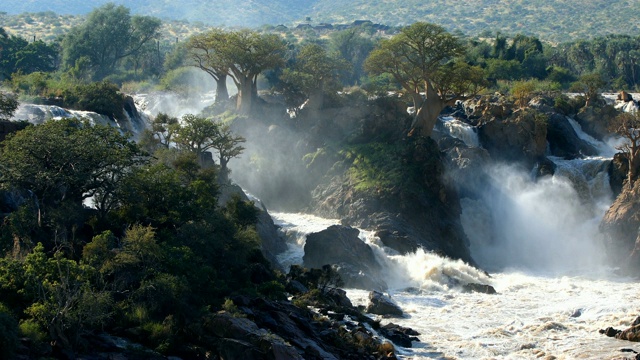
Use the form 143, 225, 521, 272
1, 0, 640, 42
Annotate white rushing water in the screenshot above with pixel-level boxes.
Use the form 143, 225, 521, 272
273, 211, 639, 360
268, 115, 639, 359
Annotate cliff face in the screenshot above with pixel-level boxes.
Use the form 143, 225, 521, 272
600, 180, 640, 271
299, 98, 474, 265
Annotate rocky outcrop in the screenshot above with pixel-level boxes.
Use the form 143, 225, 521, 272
600, 316, 640, 342
366, 291, 403, 317
600, 178, 640, 272
311, 136, 475, 266
462, 283, 497, 294
378, 323, 420, 348
546, 113, 598, 158
303, 225, 386, 290
574, 105, 618, 141
203, 294, 408, 359
478, 108, 547, 166
218, 183, 288, 268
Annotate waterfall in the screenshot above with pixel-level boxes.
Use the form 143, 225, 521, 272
438, 116, 480, 147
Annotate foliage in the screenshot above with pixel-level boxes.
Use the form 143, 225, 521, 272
0, 27, 58, 80
365, 22, 484, 136
0, 118, 147, 243
60, 3, 161, 80
280, 43, 347, 110
570, 73, 607, 106
0, 91, 19, 120
0, 303, 19, 359
62, 81, 126, 119
0, 112, 270, 356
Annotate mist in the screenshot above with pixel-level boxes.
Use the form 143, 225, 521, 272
461, 161, 613, 274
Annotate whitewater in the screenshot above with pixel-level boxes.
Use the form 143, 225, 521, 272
270, 116, 639, 360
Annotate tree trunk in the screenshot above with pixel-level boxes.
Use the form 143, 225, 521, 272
236, 77, 253, 114
215, 74, 229, 104
410, 81, 447, 137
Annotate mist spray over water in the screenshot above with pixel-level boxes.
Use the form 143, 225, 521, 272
462, 163, 612, 274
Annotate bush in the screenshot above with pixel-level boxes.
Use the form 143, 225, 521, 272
61, 81, 125, 119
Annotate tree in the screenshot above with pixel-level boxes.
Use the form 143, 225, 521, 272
0, 118, 147, 225
280, 43, 347, 111
0, 92, 18, 120
173, 114, 245, 177
572, 72, 606, 107
365, 22, 484, 137
610, 111, 640, 184
186, 30, 230, 105
209, 123, 245, 182
61, 3, 161, 80
328, 27, 375, 85
174, 114, 220, 167
210, 30, 286, 114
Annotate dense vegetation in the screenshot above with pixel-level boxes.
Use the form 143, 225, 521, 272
2, 0, 640, 43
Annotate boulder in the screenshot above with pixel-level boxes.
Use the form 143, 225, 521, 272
378, 323, 420, 348
303, 225, 386, 290
461, 283, 497, 294
366, 291, 403, 317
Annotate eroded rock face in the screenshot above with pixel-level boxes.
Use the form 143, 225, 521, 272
600, 180, 640, 272
303, 225, 386, 290
546, 113, 598, 158
311, 137, 475, 266
478, 109, 547, 166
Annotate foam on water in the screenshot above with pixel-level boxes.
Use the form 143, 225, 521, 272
347, 272, 638, 359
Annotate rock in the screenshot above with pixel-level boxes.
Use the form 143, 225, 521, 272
609, 153, 629, 197
546, 113, 598, 158
378, 323, 420, 348
574, 105, 618, 141
534, 156, 557, 178
461, 283, 497, 294
618, 91, 633, 102
311, 137, 475, 266
366, 291, 403, 317
303, 225, 386, 290
478, 108, 547, 166
600, 179, 640, 272
217, 183, 287, 269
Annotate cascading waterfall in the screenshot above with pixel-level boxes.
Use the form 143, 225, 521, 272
266, 114, 638, 359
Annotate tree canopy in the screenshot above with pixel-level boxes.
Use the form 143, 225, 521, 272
61, 3, 161, 80
365, 22, 485, 137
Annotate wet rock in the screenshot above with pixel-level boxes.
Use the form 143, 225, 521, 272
378, 323, 420, 348
478, 109, 547, 166
366, 291, 403, 317
218, 183, 288, 269
303, 225, 387, 290
461, 283, 497, 294
546, 113, 598, 159
600, 180, 640, 272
